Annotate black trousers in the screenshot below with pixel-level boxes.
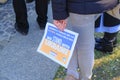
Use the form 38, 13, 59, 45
13, 0, 48, 24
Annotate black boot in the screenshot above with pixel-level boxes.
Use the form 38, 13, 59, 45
95, 38, 114, 53
95, 32, 118, 53
15, 21, 29, 35
37, 17, 47, 30
95, 37, 117, 47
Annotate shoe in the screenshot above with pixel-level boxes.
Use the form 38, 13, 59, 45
0, 0, 8, 4
64, 75, 78, 80
95, 38, 117, 47
37, 18, 46, 30
15, 22, 29, 35
95, 42, 113, 53
96, 32, 118, 47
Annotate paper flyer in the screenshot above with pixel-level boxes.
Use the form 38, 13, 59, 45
37, 22, 79, 68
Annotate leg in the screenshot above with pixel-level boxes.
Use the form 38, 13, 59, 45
13, 0, 28, 24
35, 0, 48, 29
13, 0, 29, 35
69, 13, 99, 80
95, 11, 120, 53
66, 47, 79, 80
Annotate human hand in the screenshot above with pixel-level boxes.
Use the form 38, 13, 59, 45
53, 19, 67, 31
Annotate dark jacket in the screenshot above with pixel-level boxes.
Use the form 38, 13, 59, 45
52, 0, 118, 20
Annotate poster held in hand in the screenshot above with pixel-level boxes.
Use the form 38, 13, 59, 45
37, 23, 78, 68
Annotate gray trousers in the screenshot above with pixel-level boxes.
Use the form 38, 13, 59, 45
67, 13, 100, 80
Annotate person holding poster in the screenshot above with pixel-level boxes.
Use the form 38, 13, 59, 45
95, 3, 120, 53
51, 0, 118, 80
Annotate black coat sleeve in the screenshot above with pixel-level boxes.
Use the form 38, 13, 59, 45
51, 0, 69, 20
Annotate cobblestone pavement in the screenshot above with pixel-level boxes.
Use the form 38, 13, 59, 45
0, 0, 35, 50
0, 0, 35, 41
0, 2, 59, 80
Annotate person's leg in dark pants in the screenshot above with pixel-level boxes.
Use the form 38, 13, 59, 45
13, 0, 29, 35
35, 0, 48, 29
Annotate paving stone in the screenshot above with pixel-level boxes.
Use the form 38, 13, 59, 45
0, 31, 4, 35
0, 44, 4, 51
0, 77, 9, 80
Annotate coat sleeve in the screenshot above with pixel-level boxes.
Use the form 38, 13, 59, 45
51, 0, 69, 20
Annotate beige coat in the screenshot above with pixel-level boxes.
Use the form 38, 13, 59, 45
107, 3, 120, 20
